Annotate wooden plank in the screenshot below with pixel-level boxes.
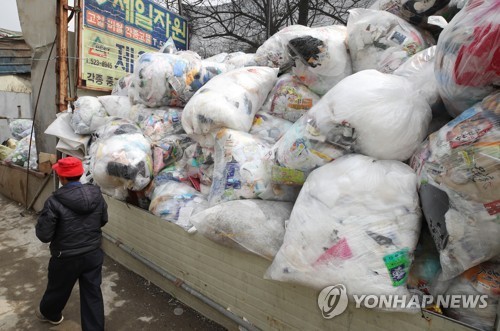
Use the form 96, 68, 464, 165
103, 196, 475, 331
0, 162, 53, 211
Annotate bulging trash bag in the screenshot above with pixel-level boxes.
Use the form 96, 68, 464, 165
443, 262, 499, 331
289, 25, 352, 95
394, 46, 442, 112
4, 134, 37, 170
266, 154, 422, 304
274, 70, 431, 171
138, 107, 184, 143
9, 119, 33, 140
249, 111, 293, 144
347, 8, 434, 73
370, 0, 458, 32
411, 92, 500, 281
260, 73, 320, 122
434, 0, 499, 117
224, 52, 257, 68
149, 180, 209, 231
273, 113, 350, 172
209, 129, 271, 205
89, 121, 152, 200
128, 51, 224, 108
180, 143, 214, 192
93, 117, 142, 139
190, 200, 293, 260
145, 162, 190, 200
97, 95, 132, 119
70, 96, 107, 134
112, 74, 132, 96
255, 25, 312, 70
182, 66, 278, 135
152, 134, 193, 175
204, 52, 229, 63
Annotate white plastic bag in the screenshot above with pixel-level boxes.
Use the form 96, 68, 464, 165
70, 96, 107, 134
289, 25, 352, 95
260, 73, 320, 122
249, 111, 293, 144
393, 46, 442, 111
152, 134, 192, 176
434, 0, 499, 117
9, 119, 33, 140
149, 180, 209, 231
128, 51, 223, 108
182, 66, 278, 135
443, 262, 499, 331
128, 104, 184, 142
224, 52, 257, 68
89, 120, 152, 200
347, 8, 433, 73
266, 154, 422, 305
209, 129, 271, 205
97, 95, 132, 119
255, 25, 312, 70
111, 74, 132, 96
411, 92, 500, 280
190, 200, 293, 260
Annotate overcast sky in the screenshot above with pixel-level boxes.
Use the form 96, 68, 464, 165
1, 0, 22, 32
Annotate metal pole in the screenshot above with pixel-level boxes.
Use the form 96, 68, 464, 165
267, 0, 272, 39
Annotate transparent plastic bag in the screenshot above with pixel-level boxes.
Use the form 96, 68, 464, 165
260, 73, 320, 122
443, 262, 499, 331
149, 180, 209, 231
190, 200, 293, 260
97, 95, 132, 119
249, 111, 293, 144
209, 129, 271, 205
128, 51, 223, 108
434, 0, 499, 117
347, 8, 434, 73
111, 74, 132, 96
128, 104, 184, 143
152, 134, 193, 176
289, 25, 352, 95
4, 134, 37, 170
394, 46, 442, 111
182, 66, 278, 135
266, 154, 422, 306
224, 52, 257, 68
89, 127, 152, 200
255, 25, 312, 70
411, 92, 500, 280
70, 96, 107, 134
9, 119, 33, 140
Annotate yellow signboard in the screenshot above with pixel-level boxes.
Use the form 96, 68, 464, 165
80, 28, 154, 90
79, 0, 188, 91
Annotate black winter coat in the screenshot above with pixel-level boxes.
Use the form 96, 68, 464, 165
36, 183, 108, 258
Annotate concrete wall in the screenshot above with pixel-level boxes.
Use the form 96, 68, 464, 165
0, 91, 32, 142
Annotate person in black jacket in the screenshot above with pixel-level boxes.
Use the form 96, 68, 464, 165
35, 156, 107, 331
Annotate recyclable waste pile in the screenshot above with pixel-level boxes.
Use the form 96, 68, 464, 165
39, 1, 499, 324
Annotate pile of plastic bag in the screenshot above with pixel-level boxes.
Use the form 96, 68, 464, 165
411, 92, 500, 281
9, 119, 33, 140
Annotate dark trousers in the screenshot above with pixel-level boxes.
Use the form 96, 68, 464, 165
40, 248, 105, 331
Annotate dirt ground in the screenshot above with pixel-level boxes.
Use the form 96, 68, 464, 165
0, 193, 227, 331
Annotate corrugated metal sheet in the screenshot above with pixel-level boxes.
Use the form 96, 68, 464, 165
0, 36, 31, 75
103, 196, 476, 331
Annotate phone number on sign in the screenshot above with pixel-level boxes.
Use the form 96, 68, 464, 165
86, 58, 113, 69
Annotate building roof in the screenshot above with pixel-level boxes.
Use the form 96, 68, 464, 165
0, 30, 31, 75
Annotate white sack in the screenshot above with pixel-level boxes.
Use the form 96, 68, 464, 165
190, 200, 293, 260
182, 66, 278, 135
266, 154, 422, 306
70, 96, 107, 134
249, 111, 293, 144
149, 180, 208, 231
98, 95, 132, 119
347, 8, 433, 73
260, 73, 320, 122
